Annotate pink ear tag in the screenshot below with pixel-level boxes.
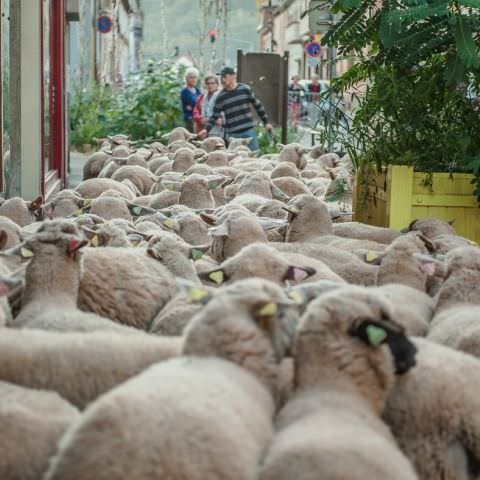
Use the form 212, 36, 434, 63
293, 267, 309, 282
422, 262, 437, 276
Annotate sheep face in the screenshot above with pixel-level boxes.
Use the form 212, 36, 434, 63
284, 195, 333, 242
200, 243, 316, 286
402, 218, 456, 239
183, 278, 299, 390
296, 288, 417, 410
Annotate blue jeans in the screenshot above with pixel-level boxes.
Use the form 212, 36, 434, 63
227, 128, 259, 152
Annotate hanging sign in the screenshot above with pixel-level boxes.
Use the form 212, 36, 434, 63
97, 15, 114, 34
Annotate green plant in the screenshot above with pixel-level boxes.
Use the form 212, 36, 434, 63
256, 127, 297, 156
69, 63, 184, 147
320, 0, 480, 199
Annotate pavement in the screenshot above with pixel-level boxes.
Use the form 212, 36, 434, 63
67, 151, 88, 188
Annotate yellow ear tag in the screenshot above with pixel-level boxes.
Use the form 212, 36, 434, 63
366, 251, 379, 262
258, 302, 278, 317
20, 248, 34, 258
163, 219, 174, 230
468, 240, 478, 246
288, 290, 304, 304
189, 287, 209, 303
209, 271, 224, 285
73, 209, 82, 217
82, 200, 91, 208
90, 235, 99, 248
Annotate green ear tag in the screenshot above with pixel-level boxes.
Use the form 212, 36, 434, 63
191, 249, 204, 261
366, 325, 387, 347
132, 206, 143, 216
209, 271, 224, 285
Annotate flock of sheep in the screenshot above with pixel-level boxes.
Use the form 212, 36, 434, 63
0, 126, 479, 479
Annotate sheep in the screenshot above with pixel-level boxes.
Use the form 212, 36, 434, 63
432, 233, 477, 254
0, 196, 43, 227
0, 328, 182, 409
208, 211, 268, 262
43, 190, 88, 219
175, 174, 228, 209
277, 143, 307, 170
0, 381, 80, 480
97, 158, 124, 178
375, 231, 436, 292
256, 199, 288, 220
204, 150, 235, 168
171, 147, 197, 172
270, 161, 300, 179
7, 220, 139, 334
78, 245, 178, 328
74, 178, 136, 200
82, 151, 112, 180
286, 282, 433, 336
428, 306, 480, 356
147, 154, 170, 173
82, 222, 133, 248
284, 195, 386, 252
200, 242, 344, 286
259, 288, 418, 480
333, 222, 402, 244
401, 217, 456, 239
88, 195, 132, 221
192, 136, 226, 152
161, 126, 196, 144
125, 152, 149, 169
146, 231, 207, 283
384, 338, 480, 480
271, 176, 311, 198
272, 241, 379, 285
43, 279, 296, 480
185, 163, 214, 176
111, 165, 157, 195
228, 136, 252, 150
174, 211, 210, 245
0, 216, 23, 249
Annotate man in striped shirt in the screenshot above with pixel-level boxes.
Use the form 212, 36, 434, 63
198, 66, 274, 151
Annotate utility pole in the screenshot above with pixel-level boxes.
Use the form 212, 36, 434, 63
268, 0, 275, 52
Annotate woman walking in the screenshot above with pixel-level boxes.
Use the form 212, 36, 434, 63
180, 68, 201, 132
193, 75, 224, 137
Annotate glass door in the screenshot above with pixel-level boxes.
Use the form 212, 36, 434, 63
1, 0, 10, 192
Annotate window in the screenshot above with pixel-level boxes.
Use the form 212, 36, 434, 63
1, 0, 10, 192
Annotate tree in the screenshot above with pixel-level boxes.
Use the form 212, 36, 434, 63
198, 0, 214, 72
321, 0, 480, 198
221, 0, 229, 67
209, 0, 223, 73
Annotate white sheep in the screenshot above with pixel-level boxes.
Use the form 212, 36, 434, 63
44, 279, 297, 480
259, 287, 418, 480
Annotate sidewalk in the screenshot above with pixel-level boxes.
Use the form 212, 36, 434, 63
67, 151, 88, 189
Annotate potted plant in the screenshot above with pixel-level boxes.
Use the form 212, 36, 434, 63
320, 0, 480, 241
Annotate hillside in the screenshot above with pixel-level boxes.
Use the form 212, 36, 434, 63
142, 0, 260, 70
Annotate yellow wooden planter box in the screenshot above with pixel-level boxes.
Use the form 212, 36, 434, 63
353, 166, 480, 243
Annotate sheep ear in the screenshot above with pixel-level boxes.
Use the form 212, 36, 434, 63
276, 143, 285, 150
271, 184, 289, 201
161, 180, 183, 192
448, 219, 456, 226
225, 152, 237, 161
66, 239, 88, 257
209, 222, 229, 237
161, 218, 178, 231
206, 175, 228, 190
401, 219, 418, 233
0, 243, 33, 260
285, 286, 308, 305
199, 269, 227, 286
0, 230, 8, 251
283, 266, 316, 283
414, 253, 448, 277
282, 204, 300, 215
28, 195, 43, 211
127, 233, 146, 247
200, 213, 217, 226
0, 274, 24, 297
78, 199, 91, 209
350, 317, 417, 373
189, 245, 210, 261
257, 217, 288, 231
127, 203, 155, 217
417, 233, 436, 253
177, 279, 213, 305
43, 202, 55, 219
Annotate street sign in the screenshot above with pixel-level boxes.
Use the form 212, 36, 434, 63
308, 0, 333, 34
97, 15, 113, 34
305, 41, 321, 58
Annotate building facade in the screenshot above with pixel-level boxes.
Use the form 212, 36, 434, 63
257, 0, 354, 81
0, 0, 143, 201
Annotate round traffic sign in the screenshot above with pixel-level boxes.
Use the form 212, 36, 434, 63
305, 41, 321, 58
97, 15, 113, 34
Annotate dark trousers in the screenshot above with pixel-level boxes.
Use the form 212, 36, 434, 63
184, 119, 194, 133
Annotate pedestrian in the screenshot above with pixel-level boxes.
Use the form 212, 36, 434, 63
180, 67, 201, 133
198, 66, 273, 151
193, 75, 224, 137
288, 74, 305, 127
308, 75, 322, 102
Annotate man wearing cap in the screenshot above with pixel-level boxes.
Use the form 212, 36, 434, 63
198, 66, 274, 151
